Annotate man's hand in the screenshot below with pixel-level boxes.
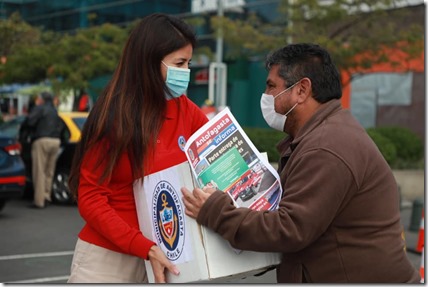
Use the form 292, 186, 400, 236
148, 245, 180, 283
181, 186, 216, 219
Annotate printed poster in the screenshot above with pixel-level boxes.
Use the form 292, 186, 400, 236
184, 107, 282, 211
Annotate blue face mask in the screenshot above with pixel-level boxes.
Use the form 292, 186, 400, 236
162, 61, 190, 98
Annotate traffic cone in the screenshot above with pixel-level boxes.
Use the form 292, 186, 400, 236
420, 247, 424, 283
416, 210, 424, 253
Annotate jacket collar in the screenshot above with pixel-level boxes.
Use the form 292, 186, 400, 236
277, 99, 342, 155
164, 98, 181, 120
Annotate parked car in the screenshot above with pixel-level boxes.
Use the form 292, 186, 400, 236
229, 170, 258, 202
0, 132, 26, 212
238, 185, 257, 202
0, 112, 88, 204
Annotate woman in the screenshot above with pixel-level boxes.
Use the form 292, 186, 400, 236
67, 13, 209, 283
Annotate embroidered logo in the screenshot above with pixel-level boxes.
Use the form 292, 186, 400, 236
152, 180, 185, 261
178, 135, 186, 151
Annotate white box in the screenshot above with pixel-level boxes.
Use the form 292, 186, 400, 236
133, 161, 281, 283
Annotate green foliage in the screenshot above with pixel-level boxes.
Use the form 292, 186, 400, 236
2, 45, 51, 83
48, 23, 128, 92
207, 0, 423, 81
374, 126, 424, 161
243, 126, 423, 170
0, 12, 43, 84
243, 127, 285, 162
211, 14, 284, 60
366, 128, 397, 165
0, 13, 129, 93
367, 126, 424, 169
0, 12, 41, 57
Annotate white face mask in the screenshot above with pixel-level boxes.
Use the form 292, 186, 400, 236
260, 81, 299, 131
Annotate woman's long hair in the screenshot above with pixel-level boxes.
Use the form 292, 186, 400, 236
69, 13, 196, 199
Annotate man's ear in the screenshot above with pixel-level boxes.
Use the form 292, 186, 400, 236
297, 77, 312, 103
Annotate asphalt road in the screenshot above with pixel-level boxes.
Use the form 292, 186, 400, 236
0, 197, 422, 284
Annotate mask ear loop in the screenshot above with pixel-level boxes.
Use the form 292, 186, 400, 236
274, 80, 300, 99
285, 102, 298, 117
274, 80, 300, 115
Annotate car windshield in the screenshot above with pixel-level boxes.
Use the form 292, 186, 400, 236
72, 117, 87, 131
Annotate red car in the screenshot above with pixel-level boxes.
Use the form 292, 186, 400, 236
229, 170, 258, 202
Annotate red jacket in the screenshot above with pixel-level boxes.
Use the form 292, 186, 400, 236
77, 96, 208, 260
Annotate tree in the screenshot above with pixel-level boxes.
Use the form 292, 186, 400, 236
1, 30, 61, 84
47, 22, 128, 94
0, 12, 43, 82
209, 0, 424, 85
0, 12, 130, 102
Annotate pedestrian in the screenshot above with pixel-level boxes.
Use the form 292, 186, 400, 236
77, 89, 90, 112
26, 91, 63, 208
67, 13, 209, 283
181, 43, 420, 283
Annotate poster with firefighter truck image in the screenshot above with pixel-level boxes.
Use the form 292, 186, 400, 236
184, 107, 282, 211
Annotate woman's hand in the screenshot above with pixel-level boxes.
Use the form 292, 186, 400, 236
148, 245, 180, 283
181, 186, 216, 219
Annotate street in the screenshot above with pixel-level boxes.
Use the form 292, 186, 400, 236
0, 197, 423, 284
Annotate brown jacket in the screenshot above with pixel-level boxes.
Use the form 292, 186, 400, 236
197, 99, 420, 283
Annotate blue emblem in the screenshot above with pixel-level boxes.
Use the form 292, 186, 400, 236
152, 180, 185, 261
178, 136, 186, 151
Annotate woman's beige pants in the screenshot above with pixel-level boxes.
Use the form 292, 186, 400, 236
67, 238, 148, 283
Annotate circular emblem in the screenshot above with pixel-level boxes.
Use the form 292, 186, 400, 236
152, 180, 185, 261
178, 136, 186, 151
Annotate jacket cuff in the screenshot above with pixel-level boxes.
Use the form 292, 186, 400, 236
197, 190, 231, 227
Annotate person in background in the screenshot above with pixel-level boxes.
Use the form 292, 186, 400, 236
77, 89, 90, 112
181, 43, 420, 283
67, 13, 208, 283
2, 105, 17, 122
26, 91, 63, 209
53, 95, 60, 109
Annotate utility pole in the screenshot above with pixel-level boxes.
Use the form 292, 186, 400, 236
287, 0, 293, 44
209, 0, 227, 109
216, 0, 224, 64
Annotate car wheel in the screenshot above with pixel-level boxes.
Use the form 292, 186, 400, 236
52, 168, 73, 204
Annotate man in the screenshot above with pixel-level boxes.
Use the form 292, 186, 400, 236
27, 92, 63, 208
181, 43, 420, 283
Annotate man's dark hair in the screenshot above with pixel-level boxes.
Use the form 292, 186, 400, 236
265, 43, 342, 103
40, 91, 53, 103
